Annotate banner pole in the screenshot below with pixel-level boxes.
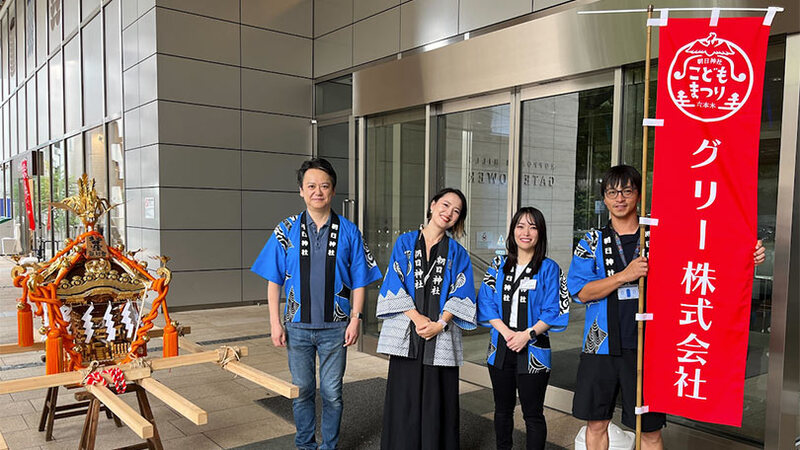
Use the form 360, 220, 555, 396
636, 5, 654, 450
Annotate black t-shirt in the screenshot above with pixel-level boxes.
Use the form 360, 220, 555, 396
618, 233, 640, 350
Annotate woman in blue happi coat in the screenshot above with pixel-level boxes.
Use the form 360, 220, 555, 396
477, 207, 570, 450
376, 188, 477, 450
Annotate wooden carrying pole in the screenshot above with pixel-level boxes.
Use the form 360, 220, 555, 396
138, 377, 207, 425
178, 337, 299, 398
636, 5, 655, 450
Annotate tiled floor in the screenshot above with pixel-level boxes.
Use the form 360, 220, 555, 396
0, 258, 759, 449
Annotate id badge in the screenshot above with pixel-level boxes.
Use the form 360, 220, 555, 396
617, 284, 639, 300
520, 279, 537, 291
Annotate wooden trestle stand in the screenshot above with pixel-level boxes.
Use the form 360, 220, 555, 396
0, 175, 298, 449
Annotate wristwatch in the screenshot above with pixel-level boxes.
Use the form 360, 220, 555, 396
528, 328, 537, 340
351, 312, 363, 320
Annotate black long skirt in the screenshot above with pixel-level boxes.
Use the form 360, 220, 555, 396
381, 354, 460, 450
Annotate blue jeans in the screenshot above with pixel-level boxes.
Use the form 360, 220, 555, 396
286, 326, 347, 450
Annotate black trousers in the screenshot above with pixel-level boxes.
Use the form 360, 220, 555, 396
488, 353, 550, 450
381, 354, 460, 450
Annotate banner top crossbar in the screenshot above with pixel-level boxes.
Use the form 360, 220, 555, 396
578, 6, 783, 15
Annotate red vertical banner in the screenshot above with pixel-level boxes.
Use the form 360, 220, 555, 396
643, 17, 770, 426
20, 160, 36, 232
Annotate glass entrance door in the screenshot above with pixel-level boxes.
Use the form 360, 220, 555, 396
519, 84, 614, 391
362, 108, 427, 337
435, 101, 511, 365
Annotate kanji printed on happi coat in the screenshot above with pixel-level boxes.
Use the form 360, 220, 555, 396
643, 17, 770, 426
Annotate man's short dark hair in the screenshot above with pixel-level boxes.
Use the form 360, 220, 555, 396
601, 165, 642, 194
297, 158, 337, 188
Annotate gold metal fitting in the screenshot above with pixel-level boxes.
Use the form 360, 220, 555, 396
73, 345, 82, 353
38, 326, 48, 335
142, 335, 150, 342
16, 302, 26, 310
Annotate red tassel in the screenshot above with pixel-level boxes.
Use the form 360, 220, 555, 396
17, 305, 33, 347
162, 323, 178, 358
45, 329, 64, 374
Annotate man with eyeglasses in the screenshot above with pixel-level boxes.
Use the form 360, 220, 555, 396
566, 165, 765, 450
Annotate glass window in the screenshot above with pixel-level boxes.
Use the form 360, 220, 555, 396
65, 132, 81, 236
48, 0, 62, 52
81, 0, 99, 21
436, 103, 510, 365
26, 0, 35, 75
49, 49, 63, 137
10, 93, 17, 155
17, 0, 26, 81
81, 15, 101, 125
104, 0, 121, 117
84, 125, 105, 232
36, 0, 46, 64
315, 76, 353, 115
36, 66, 48, 143
363, 109, 427, 336
63, 0, 78, 39
317, 122, 350, 207
26, 79, 36, 146
9, 3, 17, 88
63, 36, 79, 132
107, 118, 124, 245
2, 15, 9, 97
38, 147, 53, 258
17, 87, 26, 151
1, 164, 9, 217
2, 104, 8, 160
51, 141, 65, 249
519, 86, 614, 391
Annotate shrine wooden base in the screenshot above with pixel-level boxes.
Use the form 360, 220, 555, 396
38, 385, 123, 441
78, 384, 162, 450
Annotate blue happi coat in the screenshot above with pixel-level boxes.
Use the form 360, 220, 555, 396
477, 256, 570, 373
376, 231, 477, 367
567, 226, 648, 355
251, 212, 382, 324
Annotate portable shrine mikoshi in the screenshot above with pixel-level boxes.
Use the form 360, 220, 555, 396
0, 174, 297, 449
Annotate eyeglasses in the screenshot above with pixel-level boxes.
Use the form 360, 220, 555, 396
604, 187, 637, 199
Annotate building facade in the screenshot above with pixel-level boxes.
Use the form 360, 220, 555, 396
0, 0, 797, 447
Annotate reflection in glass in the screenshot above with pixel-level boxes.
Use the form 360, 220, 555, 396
17, 88, 26, 152
435, 104, 510, 364
64, 36, 80, 132
65, 133, 82, 237
37, 67, 48, 143
38, 148, 53, 258
36, 0, 46, 65
26, 0, 35, 75
81, 0, 100, 21
620, 40, 785, 445
104, 0, 122, 117
84, 125, 106, 233
82, 15, 102, 125
27, 79, 36, 146
363, 109, 426, 336
48, 0, 61, 52
520, 86, 613, 391
63, 0, 78, 38
10, 93, 17, 156
49, 50, 64, 137
51, 141, 66, 250
107, 119, 124, 246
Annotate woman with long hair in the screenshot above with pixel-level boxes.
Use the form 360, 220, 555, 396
376, 188, 477, 450
477, 207, 570, 450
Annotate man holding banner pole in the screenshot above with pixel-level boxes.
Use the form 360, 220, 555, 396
567, 165, 765, 450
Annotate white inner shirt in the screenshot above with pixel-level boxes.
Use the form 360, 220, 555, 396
509, 263, 527, 329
